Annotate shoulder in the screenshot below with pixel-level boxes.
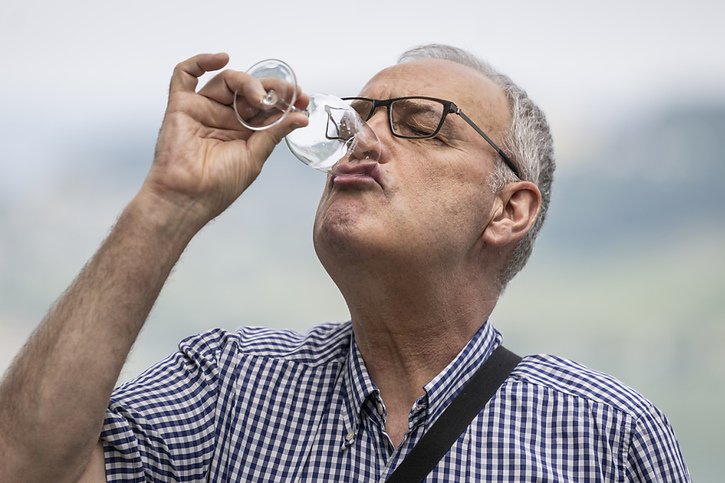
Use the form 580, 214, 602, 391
495, 353, 689, 480
509, 354, 656, 418
176, 321, 353, 367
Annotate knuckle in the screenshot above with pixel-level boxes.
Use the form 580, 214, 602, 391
173, 60, 187, 74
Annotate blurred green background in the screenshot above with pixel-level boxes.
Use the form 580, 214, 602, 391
1, 1, 723, 480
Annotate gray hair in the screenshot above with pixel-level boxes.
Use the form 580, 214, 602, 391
398, 44, 555, 289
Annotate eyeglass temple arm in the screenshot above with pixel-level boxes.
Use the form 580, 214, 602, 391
455, 109, 521, 179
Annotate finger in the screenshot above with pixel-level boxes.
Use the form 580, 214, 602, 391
294, 86, 310, 111
197, 70, 297, 108
197, 69, 312, 127
197, 69, 264, 107
237, 82, 311, 133
169, 52, 229, 94
198, 70, 280, 130
239, 76, 295, 110
195, 97, 252, 134
234, 79, 298, 130
246, 111, 309, 161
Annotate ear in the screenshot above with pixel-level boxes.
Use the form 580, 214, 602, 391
482, 181, 542, 247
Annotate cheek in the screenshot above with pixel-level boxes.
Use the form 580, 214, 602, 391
426, 171, 495, 243
416, 156, 491, 214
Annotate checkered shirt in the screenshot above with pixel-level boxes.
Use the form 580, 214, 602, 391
101, 321, 690, 481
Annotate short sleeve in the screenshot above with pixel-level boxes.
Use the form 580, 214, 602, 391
100, 329, 227, 481
625, 404, 691, 482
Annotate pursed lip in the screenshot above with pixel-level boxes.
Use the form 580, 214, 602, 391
330, 161, 384, 189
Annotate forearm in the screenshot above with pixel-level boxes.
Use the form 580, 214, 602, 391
0, 190, 199, 481
0, 52, 305, 481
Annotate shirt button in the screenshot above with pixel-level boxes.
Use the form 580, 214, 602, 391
376, 403, 384, 416
346, 430, 356, 443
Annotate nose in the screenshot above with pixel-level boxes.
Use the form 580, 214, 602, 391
347, 109, 388, 163
346, 124, 381, 163
367, 107, 392, 138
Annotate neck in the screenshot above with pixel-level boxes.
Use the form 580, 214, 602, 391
337, 260, 499, 432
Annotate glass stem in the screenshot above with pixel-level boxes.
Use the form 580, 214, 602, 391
262, 89, 308, 117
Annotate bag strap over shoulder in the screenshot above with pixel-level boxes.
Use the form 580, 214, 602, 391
385, 345, 522, 483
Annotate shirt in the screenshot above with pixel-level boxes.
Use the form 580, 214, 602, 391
101, 321, 690, 481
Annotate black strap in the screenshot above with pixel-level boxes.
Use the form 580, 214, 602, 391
385, 345, 522, 483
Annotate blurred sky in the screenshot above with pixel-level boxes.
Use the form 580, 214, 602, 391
2, 0, 725, 479
2, 0, 725, 184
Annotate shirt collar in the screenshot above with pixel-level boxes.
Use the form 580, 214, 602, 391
422, 320, 502, 427
341, 334, 379, 435
341, 320, 502, 435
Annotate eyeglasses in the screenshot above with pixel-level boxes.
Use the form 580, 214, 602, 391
341, 96, 520, 179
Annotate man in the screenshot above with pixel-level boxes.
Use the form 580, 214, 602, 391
0, 44, 689, 481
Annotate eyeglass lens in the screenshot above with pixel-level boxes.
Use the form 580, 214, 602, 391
346, 98, 447, 138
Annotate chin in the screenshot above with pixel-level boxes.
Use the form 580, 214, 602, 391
315, 193, 368, 239
314, 210, 381, 267
314, 210, 361, 255
313, 189, 395, 265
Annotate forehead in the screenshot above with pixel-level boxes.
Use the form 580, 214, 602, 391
359, 59, 511, 130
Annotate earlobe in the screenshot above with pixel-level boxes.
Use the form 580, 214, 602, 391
482, 182, 542, 247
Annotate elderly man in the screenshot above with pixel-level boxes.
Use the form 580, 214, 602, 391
0, 45, 689, 481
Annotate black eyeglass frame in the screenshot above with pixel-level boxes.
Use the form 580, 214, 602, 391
342, 96, 521, 179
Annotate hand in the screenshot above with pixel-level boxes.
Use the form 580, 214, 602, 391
142, 52, 309, 229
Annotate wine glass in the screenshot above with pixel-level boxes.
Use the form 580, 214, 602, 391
232, 59, 380, 172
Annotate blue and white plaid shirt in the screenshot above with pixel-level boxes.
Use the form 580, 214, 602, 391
101, 321, 690, 481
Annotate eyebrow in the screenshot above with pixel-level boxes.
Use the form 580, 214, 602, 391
394, 99, 439, 116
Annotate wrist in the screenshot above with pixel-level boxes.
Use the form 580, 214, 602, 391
125, 188, 207, 248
